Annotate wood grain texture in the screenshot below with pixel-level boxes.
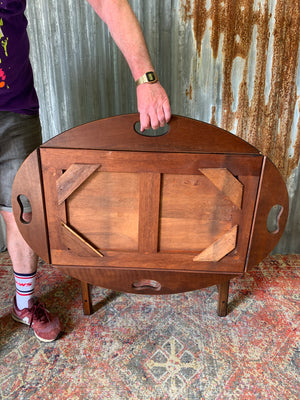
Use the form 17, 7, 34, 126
217, 281, 230, 317
41, 114, 260, 155
159, 173, 238, 251
138, 173, 161, 253
66, 171, 139, 251
12, 115, 289, 317
55, 264, 241, 295
193, 225, 238, 262
247, 157, 289, 269
49, 249, 244, 273
61, 221, 104, 257
199, 168, 243, 208
11, 149, 50, 263
56, 163, 100, 205
80, 281, 92, 315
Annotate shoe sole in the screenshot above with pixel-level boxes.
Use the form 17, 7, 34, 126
12, 312, 58, 343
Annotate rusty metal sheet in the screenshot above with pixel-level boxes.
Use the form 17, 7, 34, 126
180, 0, 299, 182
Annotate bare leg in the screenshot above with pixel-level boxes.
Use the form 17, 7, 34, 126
1, 210, 62, 341
0, 210, 37, 274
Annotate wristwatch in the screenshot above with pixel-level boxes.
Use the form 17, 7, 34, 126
135, 71, 158, 86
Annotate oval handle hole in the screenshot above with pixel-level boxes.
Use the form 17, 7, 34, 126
134, 121, 169, 137
267, 204, 283, 234
132, 279, 161, 291
17, 195, 32, 224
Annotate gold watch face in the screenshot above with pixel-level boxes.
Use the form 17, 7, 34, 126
146, 72, 157, 82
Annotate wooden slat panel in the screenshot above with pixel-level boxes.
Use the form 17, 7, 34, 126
39, 147, 262, 271
160, 219, 232, 251
159, 173, 238, 251
50, 249, 243, 273
138, 173, 161, 253
41, 148, 262, 176
67, 171, 139, 251
193, 225, 238, 262
160, 174, 237, 220
199, 168, 243, 208
61, 221, 104, 257
232, 175, 261, 266
41, 164, 64, 250
56, 163, 100, 205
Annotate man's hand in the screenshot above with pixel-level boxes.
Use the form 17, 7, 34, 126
137, 82, 171, 132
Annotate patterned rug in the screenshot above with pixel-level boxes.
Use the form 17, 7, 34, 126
0, 251, 299, 400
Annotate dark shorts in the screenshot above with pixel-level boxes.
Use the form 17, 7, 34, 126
0, 111, 42, 212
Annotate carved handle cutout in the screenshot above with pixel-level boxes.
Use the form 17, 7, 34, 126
132, 279, 162, 291
134, 121, 169, 137
17, 195, 32, 224
267, 205, 284, 234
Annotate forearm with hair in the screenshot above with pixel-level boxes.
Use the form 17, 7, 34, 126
86, 0, 154, 80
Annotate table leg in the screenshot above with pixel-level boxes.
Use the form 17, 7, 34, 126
217, 280, 230, 317
81, 281, 92, 315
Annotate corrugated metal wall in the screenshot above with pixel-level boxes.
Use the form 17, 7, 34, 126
0, 0, 299, 254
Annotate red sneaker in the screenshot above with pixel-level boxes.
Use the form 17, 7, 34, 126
12, 297, 61, 342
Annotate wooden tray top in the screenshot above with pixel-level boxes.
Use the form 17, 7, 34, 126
12, 114, 288, 302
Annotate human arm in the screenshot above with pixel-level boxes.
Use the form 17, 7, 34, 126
85, 0, 171, 131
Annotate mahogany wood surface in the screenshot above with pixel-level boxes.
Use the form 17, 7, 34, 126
81, 281, 92, 315
11, 114, 289, 317
217, 281, 230, 317
11, 149, 50, 263
39, 150, 261, 273
41, 114, 260, 155
247, 157, 289, 268
56, 265, 240, 296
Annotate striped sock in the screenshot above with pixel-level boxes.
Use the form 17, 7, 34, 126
14, 271, 36, 310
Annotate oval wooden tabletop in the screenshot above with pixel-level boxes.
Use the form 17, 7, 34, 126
12, 114, 288, 270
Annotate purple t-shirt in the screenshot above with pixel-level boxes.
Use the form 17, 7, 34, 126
0, 0, 39, 114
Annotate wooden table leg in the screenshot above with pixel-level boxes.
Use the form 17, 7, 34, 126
81, 281, 92, 315
217, 280, 230, 317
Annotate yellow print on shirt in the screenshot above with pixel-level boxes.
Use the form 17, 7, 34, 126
1, 36, 8, 56
1, 18, 8, 57
0, 18, 3, 39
